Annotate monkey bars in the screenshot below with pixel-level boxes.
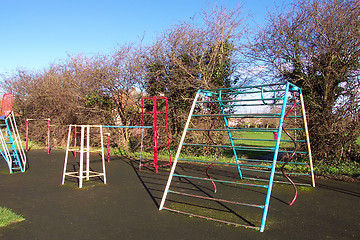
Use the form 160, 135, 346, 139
159, 82, 315, 232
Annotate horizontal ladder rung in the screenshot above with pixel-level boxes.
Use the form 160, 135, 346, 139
232, 138, 306, 143
182, 143, 308, 154
177, 158, 310, 168
177, 158, 271, 169
162, 207, 260, 230
222, 103, 286, 107
172, 174, 268, 188
192, 113, 280, 118
196, 97, 284, 104
243, 177, 313, 187
143, 112, 166, 114
187, 128, 304, 132
274, 171, 311, 176
182, 143, 275, 151
168, 190, 265, 209
237, 157, 310, 165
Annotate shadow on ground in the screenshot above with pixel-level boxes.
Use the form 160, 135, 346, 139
0, 150, 359, 239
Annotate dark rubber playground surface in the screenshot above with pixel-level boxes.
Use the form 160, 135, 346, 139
0, 150, 359, 239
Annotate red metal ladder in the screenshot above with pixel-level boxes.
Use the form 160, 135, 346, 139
140, 96, 172, 173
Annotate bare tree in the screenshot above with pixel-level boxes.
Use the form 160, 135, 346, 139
0, 52, 127, 146
93, 44, 146, 149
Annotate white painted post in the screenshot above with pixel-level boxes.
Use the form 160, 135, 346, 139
100, 126, 106, 184
86, 126, 90, 181
159, 91, 200, 210
62, 125, 73, 185
79, 126, 85, 188
299, 93, 316, 187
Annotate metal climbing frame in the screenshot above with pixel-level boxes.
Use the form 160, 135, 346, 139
0, 93, 27, 173
140, 96, 172, 173
100, 125, 153, 162
62, 125, 106, 188
159, 82, 315, 232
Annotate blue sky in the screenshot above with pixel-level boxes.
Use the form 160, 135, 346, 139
0, 0, 291, 75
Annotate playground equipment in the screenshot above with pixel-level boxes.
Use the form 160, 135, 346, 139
140, 96, 172, 173
62, 124, 152, 188
62, 125, 106, 188
71, 126, 110, 160
99, 125, 153, 162
159, 82, 315, 232
25, 118, 51, 154
61, 96, 171, 187
0, 93, 27, 173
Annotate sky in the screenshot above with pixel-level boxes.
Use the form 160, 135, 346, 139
0, 0, 291, 76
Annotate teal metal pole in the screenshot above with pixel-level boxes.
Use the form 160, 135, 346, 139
218, 90, 243, 179
259, 82, 290, 232
4, 118, 24, 172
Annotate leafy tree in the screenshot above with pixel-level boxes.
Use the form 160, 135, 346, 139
248, 0, 360, 161
144, 7, 246, 139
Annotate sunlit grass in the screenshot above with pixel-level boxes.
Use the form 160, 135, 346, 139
0, 207, 25, 227
231, 131, 293, 148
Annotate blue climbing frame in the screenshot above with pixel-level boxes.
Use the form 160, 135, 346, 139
0, 93, 27, 173
159, 82, 315, 232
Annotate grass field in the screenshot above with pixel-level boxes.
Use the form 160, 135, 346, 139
231, 130, 292, 148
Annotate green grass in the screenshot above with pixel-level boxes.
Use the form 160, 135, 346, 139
313, 161, 360, 178
232, 131, 293, 147
297, 186, 314, 192
0, 206, 25, 227
22, 140, 47, 150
